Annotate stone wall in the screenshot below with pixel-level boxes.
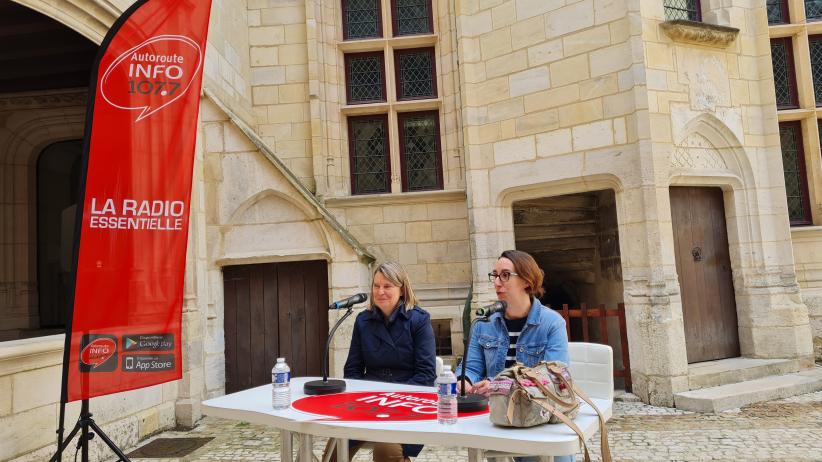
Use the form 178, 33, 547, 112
792, 227, 822, 360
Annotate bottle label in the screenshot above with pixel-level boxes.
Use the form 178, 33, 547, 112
273, 371, 291, 384
438, 382, 456, 396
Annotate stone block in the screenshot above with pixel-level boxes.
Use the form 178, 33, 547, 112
417, 242, 449, 263
549, 54, 588, 87
0, 403, 58, 460
248, 26, 285, 46
516, 109, 560, 135
547, 0, 594, 38
252, 85, 278, 105
373, 223, 406, 244
406, 222, 433, 242
0, 376, 10, 416
589, 42, 632, 77
645, 42, 674, 71
579, 74, 618, 100
261, 6, 305, 25
485, 50, 528, 79
136, 407, 160, 439
204, 123, 224, 153
279, 44, 309, 65
487, 98, 524, 123
463, 62, 487, 83
524, 84, 579, 112
12, 365, 60, 413
431, 219, 469, 241
250, 46, 279, 66
559, 99, 602, 127
459, 10, 493, 37
594, 0, 627, 25
515, 0, 564, 20
603, 91, 635, 118
223, 124, 257, 152
278, 83, 308, 103
509, 67, 550, 97
527, 39, 563, 67
427, 201, 469, 220
480, 27, 513, 60
536, 128, 573, 157
465, 76, 510, 105
563, 25, 611, 57
250, 66, 286, 85
346, 206, 383, 225
286, 64, 308, 82
572, 120, 613, 151
398, 243, 419, 265
494, 136, 536, 165
491, 1, 516, 28
384, 205, 428, 222
267, 102, 306, 123
614, 117, 627, 144
511, 15, 545, 50
447, 241, 471, 262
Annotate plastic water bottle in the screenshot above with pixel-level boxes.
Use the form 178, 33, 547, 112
437, 365, 458, 425
272, 357, 291, 410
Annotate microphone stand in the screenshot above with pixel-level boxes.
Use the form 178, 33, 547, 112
303, 304, 356, 395
457, 317, 490, 412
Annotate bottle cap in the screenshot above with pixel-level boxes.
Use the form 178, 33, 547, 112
277, 357, 285, 362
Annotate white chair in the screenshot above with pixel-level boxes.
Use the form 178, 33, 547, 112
481, 342, 614, 462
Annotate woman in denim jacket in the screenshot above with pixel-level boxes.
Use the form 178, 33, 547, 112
327, 261, 436, 462
459, 250, 573, 462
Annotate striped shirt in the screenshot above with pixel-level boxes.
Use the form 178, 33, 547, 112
504, 317, 527, 368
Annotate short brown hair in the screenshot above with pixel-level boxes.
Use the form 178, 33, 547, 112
369, 261, 419, 310
499, 250, 545, 298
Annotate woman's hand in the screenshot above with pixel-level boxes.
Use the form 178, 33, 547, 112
469, 379, 491, 397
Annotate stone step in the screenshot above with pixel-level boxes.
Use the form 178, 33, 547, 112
687, 357, 803, 390
674, 366, 822, 413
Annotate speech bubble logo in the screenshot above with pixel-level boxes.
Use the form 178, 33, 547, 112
292, 391, 488, 421
80, 337, 117, 368
100, 34, 203, 122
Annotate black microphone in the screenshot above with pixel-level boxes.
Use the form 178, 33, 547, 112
329, 293, 367, 310
475, 300, 506, 317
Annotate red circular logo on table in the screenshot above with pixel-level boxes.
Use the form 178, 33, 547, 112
292, 391, 488, 421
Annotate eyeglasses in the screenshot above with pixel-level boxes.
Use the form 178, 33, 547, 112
488, 271, 519, 283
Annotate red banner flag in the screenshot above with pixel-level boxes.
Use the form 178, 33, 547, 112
65, 0, 212, 401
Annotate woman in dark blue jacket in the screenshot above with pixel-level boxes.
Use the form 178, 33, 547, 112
333, 261, 436, 462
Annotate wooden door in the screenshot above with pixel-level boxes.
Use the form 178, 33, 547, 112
670, 187, 740, 363
223, 260, 329, 393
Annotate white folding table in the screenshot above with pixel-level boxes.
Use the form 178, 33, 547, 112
202, 376, 612, 462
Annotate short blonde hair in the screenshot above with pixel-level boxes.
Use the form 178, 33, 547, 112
369, 261, 419, 310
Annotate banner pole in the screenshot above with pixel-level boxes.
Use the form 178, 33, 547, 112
81, 399, 90, 462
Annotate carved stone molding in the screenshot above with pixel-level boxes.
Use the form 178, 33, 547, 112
659, 20, 739, 48
672, 133, 728, 170
0, 89, 87, 111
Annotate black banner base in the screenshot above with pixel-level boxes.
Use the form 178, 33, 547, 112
303, 378, 346, 395
50, 399, 131, 462
457, 393, 488, 412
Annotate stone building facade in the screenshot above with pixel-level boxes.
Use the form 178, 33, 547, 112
0, 0, 820, 460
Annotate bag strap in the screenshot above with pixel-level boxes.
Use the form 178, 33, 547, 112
518, 367, 578, 408
571, 383, 612, 462
529, 397, 592, 462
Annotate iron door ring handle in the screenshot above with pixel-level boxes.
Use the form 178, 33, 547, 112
692, 246, 702, 262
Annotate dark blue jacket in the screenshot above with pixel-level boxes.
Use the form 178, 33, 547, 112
343, 302, 436, 458
343, 302, 437, 386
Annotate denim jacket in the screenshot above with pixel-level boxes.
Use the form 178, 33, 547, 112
460, 298, 569, 384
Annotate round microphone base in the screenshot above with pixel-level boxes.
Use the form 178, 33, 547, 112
457, 393, 488, 413
303, 379, 346, 395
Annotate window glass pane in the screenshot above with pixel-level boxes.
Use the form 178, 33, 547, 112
767, 0, 788, 24
779, 124, 810, 223
811, 38, 822, 105
807, 0, 822, 21
663, 0, 701, 21
401, 113, 441, 191
344, 0, 381, 39
397, 49, 435, 99
771, 40, 797, 108
347, 54, 384, 103
394, 0, 431, 36
350, 117, 390, 194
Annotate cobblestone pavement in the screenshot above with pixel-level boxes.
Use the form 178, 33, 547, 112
120, 391, 822, 462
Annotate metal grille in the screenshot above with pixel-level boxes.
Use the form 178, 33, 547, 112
811, 37, 822, 105
663, 0, 701, 21
767, 0, 788, 24
771, 40, 796, 108
807, 0, 822, 21
344, 0, 381, 39
347, 54, 384, 103
779, 124, 809, 223
401, 113, 440, 191
397, 50, 435, 99
350, 117, 389, 194
394, 0, 431, 36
